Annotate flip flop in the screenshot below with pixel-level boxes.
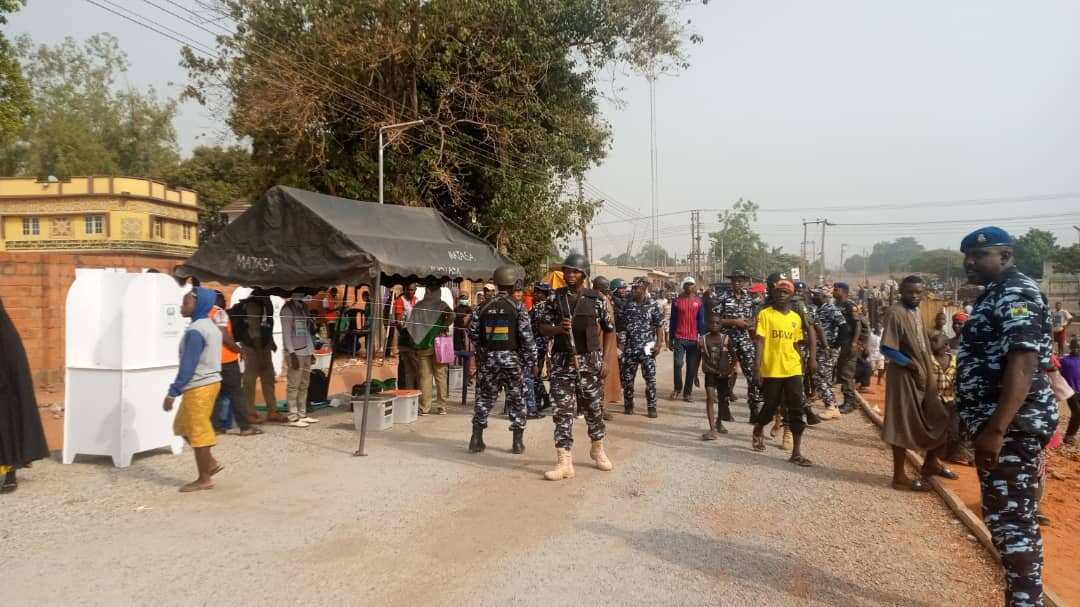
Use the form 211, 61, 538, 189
209, 463, 225, 477
789, 455, 813, 467
179, 482, 214, 493
701, 431, 719, 441
237, 427, 264, 436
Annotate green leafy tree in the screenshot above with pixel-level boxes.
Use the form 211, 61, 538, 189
843, 254, 867, 274
1, 34, 179, 177
1013, 228, 1057, 279
181, 0, 704, 276
707, 199, 801, 279
866, 237, 925, 274
635, 241, 675, 267
165, 145, 257, 241
0, 1, 31, 147
1051, 244, 1080, 275
908, 248, 965, 281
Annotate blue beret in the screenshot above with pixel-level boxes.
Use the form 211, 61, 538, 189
793, 280, 806, 289
961, 226, 1012, 253
534, 281, 551, 291
834, 282, 849, 291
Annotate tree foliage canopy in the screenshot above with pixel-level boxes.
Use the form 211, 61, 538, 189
1013, 228, 1057, 279
0, 0, 31, 147
0, 34, 180, 177
706, 199, 800, 279
164, 145, 257, 241
601, 240, 674, 267
182, 0, 702, 276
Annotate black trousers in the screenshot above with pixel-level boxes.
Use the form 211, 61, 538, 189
1067, 394, 1080, 439
836, 345, 858, 404
220, 361, 252, 431
755, 376, 806, 434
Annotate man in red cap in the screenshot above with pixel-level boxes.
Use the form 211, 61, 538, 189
948, 311, 969, 353
751, 279, 815, 466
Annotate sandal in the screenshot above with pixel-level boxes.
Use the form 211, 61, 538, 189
179, 481, 214, 493
930, 466, 959, 480
702, 431, 719, 441
209, 463, 225, 477
752, 435, 766, 452
237, 427, 264, 436
891, 477, 928, 492
789, 455, 813, 467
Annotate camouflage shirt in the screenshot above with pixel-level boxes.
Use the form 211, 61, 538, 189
810, 301, 846, 348
711, 289, 756, 336
956, 267, 1058, 441
529, 298, 552, 357
468, 294, 537, 370
617, 296, 662, 355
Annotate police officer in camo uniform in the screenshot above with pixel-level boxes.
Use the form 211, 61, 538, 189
529, 282, 554, 413
956, 226, 1058, 607
536, 253, 615, 481
618, 278, 663, 418
809, 287, 845, 420
468, 264, 537, 455
710, 269, 764, 421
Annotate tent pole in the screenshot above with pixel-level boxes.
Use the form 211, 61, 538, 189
324, 285, 349, 391
354, 273, 381, 456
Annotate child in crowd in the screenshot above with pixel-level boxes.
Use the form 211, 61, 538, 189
855, 341, 872, 392
930, 333, 968, 465
867, 326, 884, 385
699, 315, 733, 440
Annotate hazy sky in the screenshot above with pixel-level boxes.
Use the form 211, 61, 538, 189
11, 1, 1080, 267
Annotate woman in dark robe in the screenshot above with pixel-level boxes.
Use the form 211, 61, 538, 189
0, 297, 50, 493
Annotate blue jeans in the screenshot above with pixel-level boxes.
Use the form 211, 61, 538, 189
672, 337, 701, 397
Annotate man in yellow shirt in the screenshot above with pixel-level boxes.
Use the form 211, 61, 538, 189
752, 280, 816, 466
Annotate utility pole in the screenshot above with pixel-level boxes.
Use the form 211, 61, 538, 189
578, 179, 589, 263
819, 218, 830, 280
840, 243, 848, 275
801, 219, 809, 278
862, 248, 868, 286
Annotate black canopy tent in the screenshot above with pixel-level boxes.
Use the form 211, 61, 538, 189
176, 185, 517, 455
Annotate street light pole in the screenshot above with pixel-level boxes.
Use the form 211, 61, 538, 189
378, 119, 424, 204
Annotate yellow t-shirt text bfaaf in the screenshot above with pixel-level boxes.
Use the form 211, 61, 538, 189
754, 307, 804, 378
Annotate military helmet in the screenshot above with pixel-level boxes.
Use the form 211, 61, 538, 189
561, 252, 590, 276
493, 264, 522, 288
610, 278, 626, 290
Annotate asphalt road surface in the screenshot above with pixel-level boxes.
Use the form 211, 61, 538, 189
3, 355, 1001, 606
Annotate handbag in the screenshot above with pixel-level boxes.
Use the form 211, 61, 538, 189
434, 334, 456, 364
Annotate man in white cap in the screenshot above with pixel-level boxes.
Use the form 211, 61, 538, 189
667, 276, 704, 401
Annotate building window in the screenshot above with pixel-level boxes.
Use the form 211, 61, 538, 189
22, 217, 40, 236
85, 214, 104, 235
153, 218, 164, 238
182, 224, 192, 240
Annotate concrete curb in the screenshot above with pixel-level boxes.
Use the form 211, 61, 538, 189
851, 392, 1067, 607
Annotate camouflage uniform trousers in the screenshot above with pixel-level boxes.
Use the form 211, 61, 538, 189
620, 350, 657, 410
813, 346, 839, 407
472, 364, 527, 431
727, 329, 764, 413
979, 432, 1045, 607
550, 364, 605, 449
523, 364, 539, 416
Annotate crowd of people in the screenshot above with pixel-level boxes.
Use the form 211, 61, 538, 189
0, 225, 1077, 607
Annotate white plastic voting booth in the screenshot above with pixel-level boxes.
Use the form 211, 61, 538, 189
63, 270, 189, 467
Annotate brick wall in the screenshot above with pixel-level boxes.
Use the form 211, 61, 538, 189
0, 252, 190, 388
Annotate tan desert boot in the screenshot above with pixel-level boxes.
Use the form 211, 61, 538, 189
543, 448, 575, 481
590, 440, 613, 471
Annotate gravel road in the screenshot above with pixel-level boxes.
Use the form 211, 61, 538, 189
2, 356, 1002, 606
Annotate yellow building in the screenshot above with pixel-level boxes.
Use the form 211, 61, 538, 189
0, 176, 199, 258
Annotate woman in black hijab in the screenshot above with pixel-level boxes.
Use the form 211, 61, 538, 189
0, 297, 50, 493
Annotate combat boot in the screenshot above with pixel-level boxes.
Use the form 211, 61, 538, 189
468, 423, 486, 453
782, 428, 794, 451
590, 440, 614, 471
804, 406, 822, 426
511, 429, 525, 454
544, 448, 575, 481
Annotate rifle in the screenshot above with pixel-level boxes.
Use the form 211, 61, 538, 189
560, 291, 584, 388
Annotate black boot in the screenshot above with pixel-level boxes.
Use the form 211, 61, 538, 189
804, 405, 822, 426
511, 429, 525, 454
647, 407, 658, 419
469, 423, 486, 453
